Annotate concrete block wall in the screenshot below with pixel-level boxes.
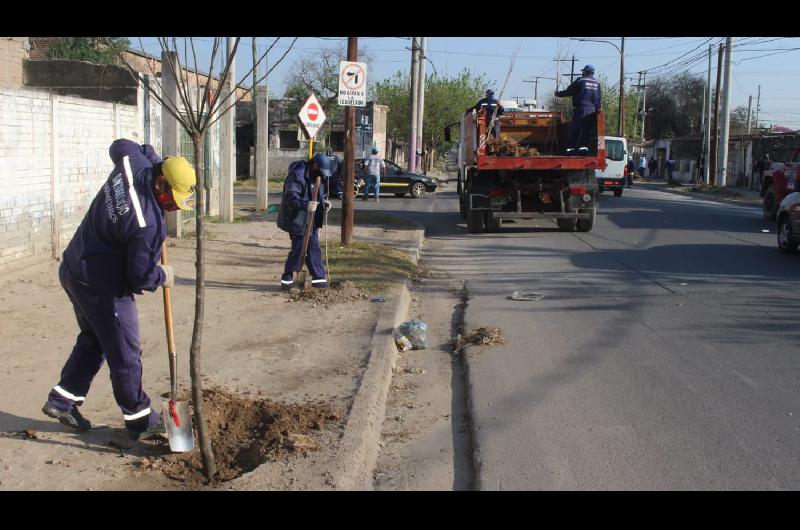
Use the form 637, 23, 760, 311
0, 88, 138, 275
0, 38, 30, 90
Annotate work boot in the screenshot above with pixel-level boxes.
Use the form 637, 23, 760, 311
578, 146, 589, 154
42, 403, 92, 431
280, 274, 294, 291
311, 278, 329, 289
131, 416, 166, 441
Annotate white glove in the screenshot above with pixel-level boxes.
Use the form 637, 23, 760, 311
323, 200, 332, 213
158, 264, 174, 288
307, 201, 318, 213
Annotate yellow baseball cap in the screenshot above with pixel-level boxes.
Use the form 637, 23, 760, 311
162, 157, 197, 211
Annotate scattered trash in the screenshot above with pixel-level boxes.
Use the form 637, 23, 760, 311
393, 331, 413, 352
371, 296, 386, 303
453, 327, 506, 350
396, 319, 428, 350
22, 428, 38, 439
511, 291, 545, 301
404, 367, 425, 375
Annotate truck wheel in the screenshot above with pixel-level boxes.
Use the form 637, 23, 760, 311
557, 217, 577, 232
467, 206, 484, 233
410, 182, 427, 198
577, 208, 596, 232
778, 214, 799, 253
614, 188, 623, 197
763, 186, 778, 220
485, 211, 501, 232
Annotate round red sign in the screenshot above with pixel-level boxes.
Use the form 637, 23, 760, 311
307, 103, 319, 121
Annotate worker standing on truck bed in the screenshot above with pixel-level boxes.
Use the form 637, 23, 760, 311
554, 65, 602, 154
472, 89, 504, 139
42, 139, 196, 441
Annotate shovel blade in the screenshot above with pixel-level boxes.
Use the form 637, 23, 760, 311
295, 270, 307, 289
161, 399, 194, 452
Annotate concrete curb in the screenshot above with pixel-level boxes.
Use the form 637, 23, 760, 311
332, 226, 425, 490
637, 182, 762, 209
333, 281, 411, 490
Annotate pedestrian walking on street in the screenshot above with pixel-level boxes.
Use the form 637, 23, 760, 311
626, 156, 635, 188
554, 65, 602, 154
638, 154, 647, 179
648, 155, 658, 178
278, 152, 331, 290
666, 155, 677, 181
755, 154, 771, 195
42, 139, 196, 440
363, 146, 385, 202
326, 150, 343, 199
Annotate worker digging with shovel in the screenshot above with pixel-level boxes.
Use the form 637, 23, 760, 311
42, 139, 195, 442
278, 152, 332, 290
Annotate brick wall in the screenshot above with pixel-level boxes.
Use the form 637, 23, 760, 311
0, 38, 30, 90
0, 88, 138, 275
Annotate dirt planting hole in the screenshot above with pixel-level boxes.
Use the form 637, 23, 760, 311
137, 387, 340, 486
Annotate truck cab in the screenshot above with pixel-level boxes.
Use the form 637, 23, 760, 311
762, 147, 800, 220
595, 136, 628, 197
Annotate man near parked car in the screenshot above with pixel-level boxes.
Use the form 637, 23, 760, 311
42, 139, 195, 441
554, 65, 602, 154
277, 152, 332, 290
362, 146, 386, 202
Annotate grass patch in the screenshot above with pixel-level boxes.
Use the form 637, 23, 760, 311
322, 239, 416, 293
206, 213, 251, 224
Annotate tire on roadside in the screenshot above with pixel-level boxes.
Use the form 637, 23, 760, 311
576, 207, 596, 232
484, 211, 501, 232
763, 185, 778, 220
778, 213, 799, 253
614, 188, 623, 197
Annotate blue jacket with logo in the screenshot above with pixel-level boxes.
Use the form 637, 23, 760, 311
62, 139, 166, 297
474, 96, 504, 121
556, 75, 602, 112
277, 160, 327, 236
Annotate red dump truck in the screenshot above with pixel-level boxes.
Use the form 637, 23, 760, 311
761, 147, 800, 220
448, 107, 607, 233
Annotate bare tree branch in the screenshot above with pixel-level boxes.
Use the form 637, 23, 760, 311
164, 37, 197, 129
198, 38, 221, 121
203, 38, 241, 129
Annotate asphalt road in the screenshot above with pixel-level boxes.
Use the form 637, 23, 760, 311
354, 183, 800, 490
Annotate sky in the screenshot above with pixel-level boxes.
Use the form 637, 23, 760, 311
130, 37, 800, 129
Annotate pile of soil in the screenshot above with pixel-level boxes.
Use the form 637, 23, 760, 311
136, 387, 340, 486
453, 327, 506, 351
487, 137, 540, 157
286, 280, 369, 305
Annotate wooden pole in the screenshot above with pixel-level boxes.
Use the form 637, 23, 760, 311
341, 37, 357, 246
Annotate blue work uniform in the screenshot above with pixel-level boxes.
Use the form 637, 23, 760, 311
328, 154, 343, 197
277, 160, 328, 285
474, 97, 504, 138
46, 139, 167, 434
555, 75, 602, 149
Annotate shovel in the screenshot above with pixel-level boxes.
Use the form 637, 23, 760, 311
295, 175, 322, 290
160, 241, 194, 452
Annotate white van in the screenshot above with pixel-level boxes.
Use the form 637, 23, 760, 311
596, 136, 628, 197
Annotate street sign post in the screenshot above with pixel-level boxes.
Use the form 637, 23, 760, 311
338, 61, 367, 107
298, 93, 326, 159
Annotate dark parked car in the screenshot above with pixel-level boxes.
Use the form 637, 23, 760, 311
355, 158, 438, 198
777, 191, 800, 253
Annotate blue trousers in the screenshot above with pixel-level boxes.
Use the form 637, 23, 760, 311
47, 263, 160, 433
569, 109, 596, 149
365, 175, 381, 199
283, 230, 326, 280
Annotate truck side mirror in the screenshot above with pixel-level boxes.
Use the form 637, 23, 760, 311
444, 127, 451, 142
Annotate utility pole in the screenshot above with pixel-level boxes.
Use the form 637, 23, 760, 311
416, 37, 427, 173
755, 84, 761, 131
632, 71, 648, 141
746, 95, 753, 134
252, 37, 258, 183
554, 56, 579, 83
342, 37, 357, 246
408, 37, 419, 172
717, 37, 733, 188
710, 42, 724, 186
220, 36, 236, 223
703, 44, 712, 185
524, 76, 556, 104
619, 37, 625, 137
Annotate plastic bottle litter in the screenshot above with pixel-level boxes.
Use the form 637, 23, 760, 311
393, 330, 413, 352
397, 319, 428, 350
371, 296, 386, 303
511, 290, 545, 301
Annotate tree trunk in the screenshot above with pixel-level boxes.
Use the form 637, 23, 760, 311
190, 132, 216, 481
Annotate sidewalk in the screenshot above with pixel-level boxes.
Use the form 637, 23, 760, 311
0, 207, 423, 490
633, 178, 763, 208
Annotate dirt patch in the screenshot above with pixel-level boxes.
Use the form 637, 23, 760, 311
286, 280, 369, 305
135, 387, 340, 486
453, 327, 506, 351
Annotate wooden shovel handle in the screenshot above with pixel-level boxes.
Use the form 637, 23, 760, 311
298, 176, 322, 272
161, 241, 177, 397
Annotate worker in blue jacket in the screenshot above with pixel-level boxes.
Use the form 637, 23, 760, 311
472, 89, 504, 139
42, 139, 196, 441
278, 152, 332, 290
554, 65, 602, 154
